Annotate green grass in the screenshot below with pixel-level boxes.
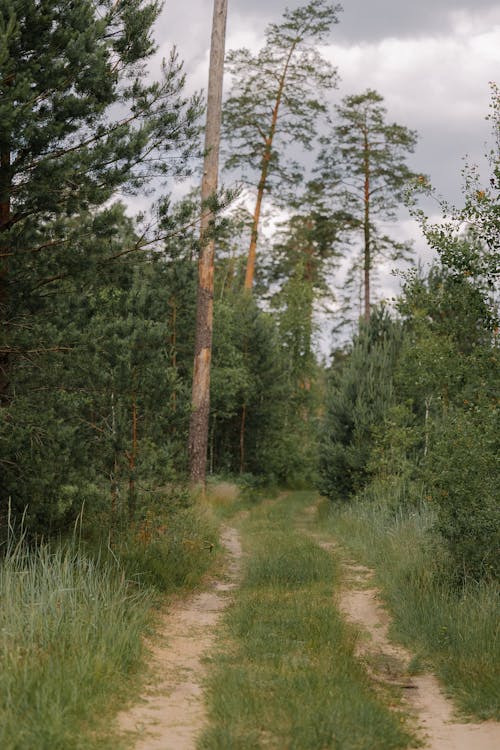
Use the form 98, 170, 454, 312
0, 539, 151, 750
200, 492, 415, 749
0, 499, 220, 749
113, 505, 219, 592
322, 484, 500, 720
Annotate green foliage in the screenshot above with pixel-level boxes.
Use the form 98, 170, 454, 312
0, 0, 199, 222
425, 405, 499, 582
319, 308, 402, 501
393, 265, 499, 582
408, 82, 499, 287
322, 87, 499, 586
0, 202, 198, 532
209, 291, 319, 485
0, 1, 201, 535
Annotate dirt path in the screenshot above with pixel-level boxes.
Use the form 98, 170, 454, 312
117, 526, 242, 750
335, 548, 500, 750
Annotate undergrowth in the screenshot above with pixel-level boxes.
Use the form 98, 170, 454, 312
0, 490, 219, 749
0, 538, 150, 750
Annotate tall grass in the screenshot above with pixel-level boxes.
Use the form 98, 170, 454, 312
0, 497, 219, 749
200, 493, 415, 749
323, 481, 500, 719
113, 506, 219, 592
0, 537, 151, 749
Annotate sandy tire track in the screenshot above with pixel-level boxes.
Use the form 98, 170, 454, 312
334, 549, 500, 750
117, 525, 242, 750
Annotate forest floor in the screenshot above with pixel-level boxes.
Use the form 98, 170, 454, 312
116, 491, 500, 750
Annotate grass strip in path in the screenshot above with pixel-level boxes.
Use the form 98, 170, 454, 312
199, 492, 415, 750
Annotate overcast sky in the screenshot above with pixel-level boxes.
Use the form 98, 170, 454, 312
148, 1, 499, 336
155, 0, 499, 198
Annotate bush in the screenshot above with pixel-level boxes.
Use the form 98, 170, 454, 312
319, 309, 401, 502
426, 405, 499, 582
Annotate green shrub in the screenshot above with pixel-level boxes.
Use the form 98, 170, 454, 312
426, 405, 499, 582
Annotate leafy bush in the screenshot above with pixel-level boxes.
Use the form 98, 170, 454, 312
426, 405, 499, 582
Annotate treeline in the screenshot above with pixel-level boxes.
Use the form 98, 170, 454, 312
1, 1, 344, 535
320, 85, 499, 583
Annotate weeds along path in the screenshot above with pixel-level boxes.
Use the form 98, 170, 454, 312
305, 511, 500, 750
338, 560, 500, 750
117, 525, 242, 750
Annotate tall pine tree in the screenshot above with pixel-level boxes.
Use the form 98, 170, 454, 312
222, 0, 341, 291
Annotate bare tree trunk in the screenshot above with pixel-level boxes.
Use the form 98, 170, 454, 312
244, 41, 297, 291
170, 296, 177, 412
128, 385, 138, 518
363, 128, 371, 323
424, 396, 432, 457
188, 0, 228, 487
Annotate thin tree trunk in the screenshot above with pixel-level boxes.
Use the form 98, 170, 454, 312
188, 0, 228, 487
110, 390, 119, 514
424, 396, 432, 457
0, 147, 11, 404
170, 296, 177, 412
363, 128, 371, 323
244, 41, 297, 291
128, 389, 138, 518
239, 403, 246, 474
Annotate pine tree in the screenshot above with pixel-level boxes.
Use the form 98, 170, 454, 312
0, 1, 202, 531
0, 0, 201, 397
317, 89, 418, 322
222, 0, 341, 291
319, 308, 402, 502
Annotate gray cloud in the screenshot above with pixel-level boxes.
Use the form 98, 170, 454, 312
228, 0, 499, 42
155, 0, 498, 206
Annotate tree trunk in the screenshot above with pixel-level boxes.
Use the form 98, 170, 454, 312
170, 296, 177, 412
244, 41, 297, 292
239, 403, 246, 474
363, 127, 371, 323
0, 147, 11, 404
188, 0, 228, 487
128, 389, 138, 518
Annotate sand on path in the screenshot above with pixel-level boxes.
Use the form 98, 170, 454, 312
117, 526, 242, 750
